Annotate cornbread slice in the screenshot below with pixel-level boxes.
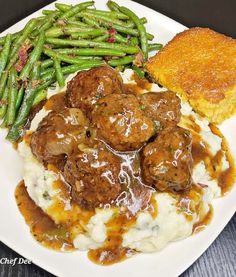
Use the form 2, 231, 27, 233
146, 27, 236, 124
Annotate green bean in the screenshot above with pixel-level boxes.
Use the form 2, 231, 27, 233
55, 3, 72, 12
42, 10, 55, 15
107, 0, 120, 11
0, 34, 12, 77
94, 31, 127, 43
0, 82, 9, 119
83, 16, 100, 28
78, 11, 129, 28
77, 16, 153, 39
46, 38, 139, 54
36, 15, 47, 20
119, 6, 148, 61
129, 37, 139, 46
132, 65, 145, 79
56, 47, 126, 56
0, 117, 7, 128
93, 34, 109, 42
43, 47, 99, 65
140, 17, 147, 24
15, 85, 24, 110
8, 19, 37, 63
59, 1, 95, 20
40, 67, 55, 78
95, 20, 139, 36
32, 90, 47, 106
0, 71, 8, 99
41, 59, 54, 69
148, 43, 163, 51
54, 58, 65, 87
0, 32, 20, 45
29, 61, 41, 82
66, 20, 88, 27
10, 18, 38, 58
114, 34, 128, 43
6, 79, 53, 141
108, 55, 134, 66
70, 29, 106, 39
41, 60, 105, 81
124, 17, 148, 29
19, 32, 45, 80
45, 25, 96, 37
6, 67, 18, 125
31, 11, 60, 37
41, 55, 101, 73
84, 9, 129, 20
147, 34, 154, 41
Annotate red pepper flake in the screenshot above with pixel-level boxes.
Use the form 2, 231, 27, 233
108, 27, 116, 35
107, 37, 115, 43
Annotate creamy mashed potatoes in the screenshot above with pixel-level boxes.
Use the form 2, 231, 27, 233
18, 69, 231, 256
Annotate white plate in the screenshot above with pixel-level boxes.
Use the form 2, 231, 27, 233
0, 1, 235, 276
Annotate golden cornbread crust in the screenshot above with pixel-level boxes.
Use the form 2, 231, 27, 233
146, 27, 236, 124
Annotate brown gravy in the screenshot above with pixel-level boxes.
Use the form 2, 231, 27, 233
124, 72, 152, 95
15, 181, 74, 251
209, 123, 235, 194
15, 72, 235, 265
184, 116, 235, 195
88, 213, 136, 265
45, 92, 67, 112
193, 205, 213, 233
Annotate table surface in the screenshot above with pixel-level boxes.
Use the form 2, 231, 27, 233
0, 0, 235, 276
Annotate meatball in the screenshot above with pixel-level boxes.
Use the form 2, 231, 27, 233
92, 93, 155, 151
139, 91, 181, 129
30, 108, 89, 169
63, 142, 122, 209
141, 126, 193, 192
66, 65, 123, 116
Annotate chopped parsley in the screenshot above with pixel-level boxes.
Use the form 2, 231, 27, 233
43, 191, 51, 201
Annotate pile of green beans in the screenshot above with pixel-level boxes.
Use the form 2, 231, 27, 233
0, 0, 162, 142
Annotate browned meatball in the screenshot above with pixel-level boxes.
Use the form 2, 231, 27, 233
63, 142, 122, 209
92, 93, 155, 151
139, 91, 181, 129
66, 65, 123, 116
141, 126, 193, 192
30, 108, 89, 169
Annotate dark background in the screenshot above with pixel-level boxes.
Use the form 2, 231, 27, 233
0, 0, 235, 276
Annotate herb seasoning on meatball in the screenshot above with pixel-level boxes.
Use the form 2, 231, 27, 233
139, 91, 181, 130
141, 126, 193, 192
66, 65, 123, 117
92, 93, 156, 151
63, 142, 122, 210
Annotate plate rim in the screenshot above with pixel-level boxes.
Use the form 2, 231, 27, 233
0, 1, 235, 277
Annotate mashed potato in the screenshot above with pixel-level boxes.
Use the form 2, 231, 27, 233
18, 69, 230, 254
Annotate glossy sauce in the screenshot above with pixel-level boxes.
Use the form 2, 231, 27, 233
15, 72, 235, 265
183, 115, 235, 195
88, 213, 136, 265
209, 123, 235, 194
15, 181, 74, 251
45, 92, 67, 112
124, 72, 152, 95
176, 183, 205, 222
193, 205, 213, 233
